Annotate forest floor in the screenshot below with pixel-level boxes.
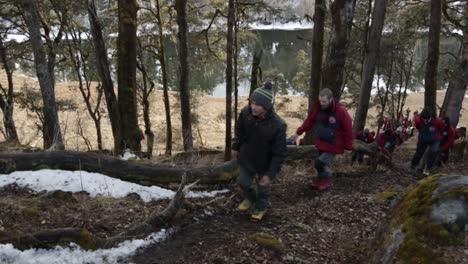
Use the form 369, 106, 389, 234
2, 137, 468, 263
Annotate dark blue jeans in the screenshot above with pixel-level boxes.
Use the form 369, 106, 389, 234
411, 141, 440, 169
237, 166, 270, 211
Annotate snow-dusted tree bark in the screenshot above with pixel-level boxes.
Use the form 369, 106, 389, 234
424, 0, 442, 114
353, 0, 388, 133
321, 0, 357, 99
175, 0, 193, 151
20, 0, 64, 150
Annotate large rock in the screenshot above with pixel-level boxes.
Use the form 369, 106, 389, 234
369, 174, 468, 264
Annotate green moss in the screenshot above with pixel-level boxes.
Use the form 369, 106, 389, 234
437, 186, 468, 201
389, 174, 459, 264
373, 188, 401, 204
79, 228, 97, 250
219, 167, 239, 182
34, 164, 51, 170
248, 232, 283, 251
21, 207, 39, 218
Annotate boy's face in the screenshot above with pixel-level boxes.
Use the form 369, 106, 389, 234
250, 100, 267, 117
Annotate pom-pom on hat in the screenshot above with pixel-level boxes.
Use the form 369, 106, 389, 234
250, 81, 273, 110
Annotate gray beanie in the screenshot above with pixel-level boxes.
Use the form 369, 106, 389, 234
250, 81, 273, 110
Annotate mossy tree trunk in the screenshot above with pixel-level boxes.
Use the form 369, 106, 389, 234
305, 0, 326, 145
117, 0, 142, 154
155, 0, 173, 156
224, 0, 235, 161
321, 0, 357, 99
175, 0, 193, 151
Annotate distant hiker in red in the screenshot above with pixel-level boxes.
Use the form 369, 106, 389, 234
351, 128, 374, 165
289, 88, 353, 191
376, 128, 399, 156
232, 81, 287, 222
411, 108, 445, 175
437, 117, 456, 166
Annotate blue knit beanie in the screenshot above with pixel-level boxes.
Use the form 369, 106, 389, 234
250, 81, 273, 110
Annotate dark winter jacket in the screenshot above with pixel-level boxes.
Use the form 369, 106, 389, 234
232, 106, 287, 179
295, 99, 353, 154
413, 113, 444, 143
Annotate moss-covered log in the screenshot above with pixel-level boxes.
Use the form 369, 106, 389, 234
0, 147, 319, 185
0, 151, 238, 185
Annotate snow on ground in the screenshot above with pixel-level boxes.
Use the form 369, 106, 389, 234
0, 169, 229, 202
0, 229, 169, 264
0, 169, 229, 263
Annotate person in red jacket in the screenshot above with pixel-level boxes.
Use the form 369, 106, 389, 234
411, 108, 445, 175
437, 117, 456, 166
376, 128, 399, 157
289, 88, 353, 190
351, 128, 374, 165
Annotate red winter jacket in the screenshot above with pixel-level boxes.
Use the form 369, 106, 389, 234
296, 99, 353, 154
356, 131, 375, 144
440, 125, 456, 150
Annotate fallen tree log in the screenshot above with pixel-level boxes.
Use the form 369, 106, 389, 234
352, 140, 400, 171
0, 146, 319, 185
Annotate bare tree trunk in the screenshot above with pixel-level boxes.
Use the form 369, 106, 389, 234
305, 0, 326, 145
249, 41, 263, 96
64, 21, 104, 151
117, 0, 142, 153
439, 11, 467, 126
321, 0, 357, 99
424, 0, 442, 114
87, 0, 122, 154
136, 40, 155, 158
155, 0, 172, 156
440, 45, 468, 126
224, 0, 235, 161
353, 0, 388, 133
0, 35, 19, 143
21, 0, 64, 150
175, 0, 193, 151
234, 9, 239, 130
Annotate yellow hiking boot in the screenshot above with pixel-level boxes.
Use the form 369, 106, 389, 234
250, 209, 267, 222
238, 199, 253, 211
422, 168, 431, 176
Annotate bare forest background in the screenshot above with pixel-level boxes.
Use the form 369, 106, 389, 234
0, 0, 466, 160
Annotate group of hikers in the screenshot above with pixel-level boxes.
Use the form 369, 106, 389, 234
231, 81, 461, 222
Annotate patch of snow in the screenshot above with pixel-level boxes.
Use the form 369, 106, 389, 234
119, 149, 138, 161
0, 170, 229, 202
0, 229, 169, 264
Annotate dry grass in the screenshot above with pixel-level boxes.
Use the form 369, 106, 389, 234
1, 71, 467, 157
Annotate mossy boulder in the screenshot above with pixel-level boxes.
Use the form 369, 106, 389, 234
369, 174, 468, 264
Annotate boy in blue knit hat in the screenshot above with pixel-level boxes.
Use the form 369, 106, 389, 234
232, 81, 287, 222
